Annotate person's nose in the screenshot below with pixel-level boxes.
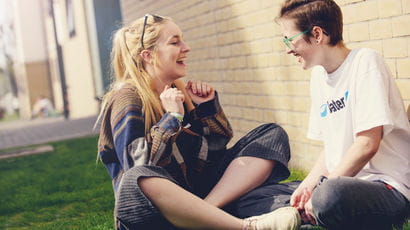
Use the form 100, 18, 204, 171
182, 41, 190, 53
286, 46, 293, 54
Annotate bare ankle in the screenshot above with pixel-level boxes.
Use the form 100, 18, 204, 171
242, 219, 257, 230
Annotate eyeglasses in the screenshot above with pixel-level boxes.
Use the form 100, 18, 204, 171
282, 28, 330, 50
140, 14, 164, 49
282, 29, 311, 50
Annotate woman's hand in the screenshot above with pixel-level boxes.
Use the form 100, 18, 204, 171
291, 186, 316, 224
291, 186, 309, 210
186, 80, 215, 105
160, 85, 185, 115
303, 197, 316, 225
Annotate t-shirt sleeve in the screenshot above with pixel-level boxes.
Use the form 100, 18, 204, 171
353, 51, 393, 136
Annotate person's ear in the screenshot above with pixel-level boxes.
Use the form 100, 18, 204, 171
312, 26, 324, 44
140, 50, 153, 64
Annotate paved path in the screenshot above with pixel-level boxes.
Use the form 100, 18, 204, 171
0, 115, 99, 150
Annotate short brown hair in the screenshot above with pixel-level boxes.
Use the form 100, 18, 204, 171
278, 0, 343, 46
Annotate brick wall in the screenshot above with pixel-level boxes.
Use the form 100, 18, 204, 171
119, 0, 410, 171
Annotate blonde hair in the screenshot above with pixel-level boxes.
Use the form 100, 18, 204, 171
101, 15, 170, 134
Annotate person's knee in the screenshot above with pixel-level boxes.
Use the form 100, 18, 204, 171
311, 178, 351, 226
138, 177, 170, 198
265, 123, 287, 136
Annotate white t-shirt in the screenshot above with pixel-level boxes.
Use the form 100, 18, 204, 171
308, 48, 410, 200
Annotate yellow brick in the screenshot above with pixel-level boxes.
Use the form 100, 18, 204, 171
242, 107, 254, 120
253, 68, 274, 81
216, 0, 233, 9
216, 20, 229, 33
262, 0, 281, 8
404, 0, 410, 13
231, 0, 258, 17
266, 53, 281, 67
227, 69, 240, 82
392, 15, 410, 37
272, 21, 283, 36
202, 24, 216, 36
272, 37, 286, 52
288, 66, 311, 81
269, 96, 288, 110
249, 24, 275, 40
396, 79, 410, 99
247, 82, 264, 94
343, 1, 378, 23
348, 23, 370, 42
235, 69, 253, 81
219, 45, 231, 58
260, 109, 274, 123
272, 110, 288, 124
385, 59, 397, 78
272, 66, 288, 80
257, 54, 273, 68
249, 39, 273, 54
286, 126, 309, 144
357, 1, 379, 20
378, 0, 402, 18
343, 27, 350, 42
358, 41, 383, 54
232, 82, 244, 94
408, 37, 410, 57
289, 96, 310, 112
269, 82, 287, 96
280, 52, 299, 66
383, 38, 408, 58
254, 109, 268, 121
341, 4, 357, 24
289, 81, 310, 96
397, 59, 410, 78
255, 96, 271, 108
288, 111, 309, 128
369, 19, 392, 39
241, 9, 275, 28
227, 56, 247, 69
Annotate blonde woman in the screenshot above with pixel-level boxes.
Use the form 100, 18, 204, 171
97, 14, 300, 230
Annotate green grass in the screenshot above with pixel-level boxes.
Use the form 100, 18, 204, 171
0, 136, 114, 229
0, 136, 408, 229
0, 112, 19, 122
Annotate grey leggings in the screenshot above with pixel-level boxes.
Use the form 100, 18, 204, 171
311, 177, 409, 230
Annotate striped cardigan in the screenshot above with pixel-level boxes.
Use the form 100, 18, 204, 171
98, 85, 233, 194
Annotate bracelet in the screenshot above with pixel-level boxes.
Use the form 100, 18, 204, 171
169, 112, 184, 122
318, 175, 328, 186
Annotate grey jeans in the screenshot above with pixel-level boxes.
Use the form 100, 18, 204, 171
311, 177, 409, 230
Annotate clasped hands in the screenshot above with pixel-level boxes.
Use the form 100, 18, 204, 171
160, 80, 215, 115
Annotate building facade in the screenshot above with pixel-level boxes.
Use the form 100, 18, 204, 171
119, 0, 410, 171
9, 0, 122, 119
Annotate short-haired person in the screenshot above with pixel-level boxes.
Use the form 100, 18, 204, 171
97, 14, 301, 230
277, 0, 410, 229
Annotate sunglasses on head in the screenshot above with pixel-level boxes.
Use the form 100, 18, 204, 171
140, 14, 164, 49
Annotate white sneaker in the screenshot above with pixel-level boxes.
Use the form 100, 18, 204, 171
246, 207, 301, 230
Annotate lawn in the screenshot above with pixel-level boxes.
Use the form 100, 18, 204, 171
0, 136, 408, 229
0, 136, 114, 229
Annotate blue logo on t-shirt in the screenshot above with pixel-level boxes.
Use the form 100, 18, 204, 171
320, 91, 349, 117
